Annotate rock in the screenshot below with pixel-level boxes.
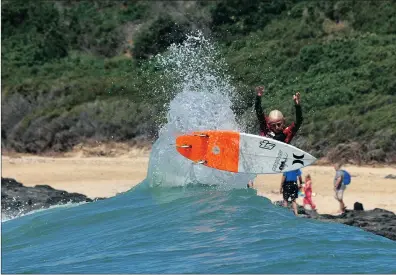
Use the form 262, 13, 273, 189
273, 200, 396, 241
384, 174, 396, 179
354, 202, 364, 211
312, 208, 396, 241
1, 177, 105, 220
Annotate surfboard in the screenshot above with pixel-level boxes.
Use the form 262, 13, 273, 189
175, 130, 316, 174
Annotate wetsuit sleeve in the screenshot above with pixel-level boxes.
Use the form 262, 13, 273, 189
255, 95, 269, 135
294, 104, 303, 132
284, 104, 303, 143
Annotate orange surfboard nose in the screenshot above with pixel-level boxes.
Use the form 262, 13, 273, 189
176, 134, 209, 162
175, 131, 240, 173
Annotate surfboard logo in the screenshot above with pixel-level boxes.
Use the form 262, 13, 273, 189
272, 150, 283, 172
279, 153, 288, 171
292, 153, 304, 165
279, 160, 286, 171
259, 140, 275, 150
272, 150, 288, 172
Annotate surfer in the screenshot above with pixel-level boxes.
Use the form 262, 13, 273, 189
247, 85, 303, 188
254, 86, 303, 143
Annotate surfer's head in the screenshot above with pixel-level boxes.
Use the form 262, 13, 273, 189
268, 110, 285, 133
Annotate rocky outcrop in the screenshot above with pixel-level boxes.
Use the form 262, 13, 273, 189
313, 208, 396, 241
274, 201, 396, 241
1, 177, 105, 220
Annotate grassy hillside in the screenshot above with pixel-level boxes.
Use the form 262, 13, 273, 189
2, 0, 396, 164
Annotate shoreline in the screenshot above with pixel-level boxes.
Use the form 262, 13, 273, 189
3, 151, 396, 168
1, 154, 149, 199
2, 151, 396, 215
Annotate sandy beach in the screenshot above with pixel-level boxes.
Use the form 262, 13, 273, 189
2, 152, 396, 215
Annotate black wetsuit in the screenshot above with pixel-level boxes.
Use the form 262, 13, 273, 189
255, 95, 303, 144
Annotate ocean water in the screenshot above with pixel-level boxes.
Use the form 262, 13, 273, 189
2, 33, 396, 274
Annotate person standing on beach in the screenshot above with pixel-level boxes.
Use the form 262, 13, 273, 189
302, 174, 316, 210
280, 169, 303, 215
333, 163, 347, 214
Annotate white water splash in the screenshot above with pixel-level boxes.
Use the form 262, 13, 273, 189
1, 201, 88, 223
146, 31, 256, 189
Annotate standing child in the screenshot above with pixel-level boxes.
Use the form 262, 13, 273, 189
302, 174, 316, 210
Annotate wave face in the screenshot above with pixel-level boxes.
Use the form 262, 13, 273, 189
2, 184, 396, 274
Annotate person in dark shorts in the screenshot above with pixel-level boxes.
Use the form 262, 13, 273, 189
280, 169, 303, 215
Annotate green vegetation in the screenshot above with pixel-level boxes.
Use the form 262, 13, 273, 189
2, 0, 396, 163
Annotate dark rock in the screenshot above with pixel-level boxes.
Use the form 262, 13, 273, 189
384, 174, 396, 179
354, 202, 364, 211
273, 200, 396, 242
312, 208, 396, 241
1, 177, 106, 220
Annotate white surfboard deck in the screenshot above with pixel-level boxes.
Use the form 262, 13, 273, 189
238, 133, 316, 174
176, 130, 317, 174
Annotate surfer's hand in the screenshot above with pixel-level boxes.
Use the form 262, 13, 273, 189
293, 92, 301, 105
256, 86, 265, 97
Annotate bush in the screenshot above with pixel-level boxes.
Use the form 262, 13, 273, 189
133, 14, 190, 60
65, 1, 123, 57
210, 0, 288, 39
2, 0, 396, 163
1, 1, 68, 66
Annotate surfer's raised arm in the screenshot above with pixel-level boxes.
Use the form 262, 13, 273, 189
254, 86, 269, 136
293, 92, 303, 131
283, 92, 303, 143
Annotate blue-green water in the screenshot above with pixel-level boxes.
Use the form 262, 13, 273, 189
2, 182, 396, 273
2, 32, 396, 273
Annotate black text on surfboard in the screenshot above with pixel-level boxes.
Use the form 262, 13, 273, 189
272, 150, 288, 172
278, 155, 288, 171
259, 140, 275, 150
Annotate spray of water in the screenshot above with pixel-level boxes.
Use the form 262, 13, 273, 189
1, 201, 88, 222
146, 31, 256, 189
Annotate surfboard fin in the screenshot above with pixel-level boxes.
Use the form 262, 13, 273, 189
176, 144, 192, 148
193, 133, 209, 137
